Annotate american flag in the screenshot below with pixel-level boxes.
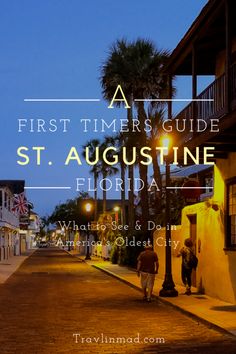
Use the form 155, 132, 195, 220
12, 192, 29, 215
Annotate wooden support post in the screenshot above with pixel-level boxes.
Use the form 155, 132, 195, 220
225, 0, 231, 113
168, 75, 172, 120
192, 44, 197, 131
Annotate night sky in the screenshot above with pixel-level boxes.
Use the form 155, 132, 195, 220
0, 0, 209, 216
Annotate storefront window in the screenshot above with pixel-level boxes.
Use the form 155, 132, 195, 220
227, 180, 236, 247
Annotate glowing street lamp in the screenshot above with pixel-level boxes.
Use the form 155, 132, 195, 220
159, 135, 178, 297
161, 135, 172, 155
113, 206, 120, 223
84, 201, 93, 260
85, 202, 93, 213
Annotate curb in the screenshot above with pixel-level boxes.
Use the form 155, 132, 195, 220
61, 248, 86, 262
92, 264, 236, 339
60, 251, 236, 338
92, 264, 143, 294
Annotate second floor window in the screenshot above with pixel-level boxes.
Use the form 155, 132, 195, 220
4, 192, 8, 209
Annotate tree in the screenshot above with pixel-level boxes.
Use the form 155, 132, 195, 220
101, 39, 135, 229
113, 132, 126, 226
49, 192, 92, 226
98, 136, 119, 213
82, 139, 100, 220
128, 39, 170, 232
101, 38, 170, 232
147, 106, 165, 216
48, 192, 93, 250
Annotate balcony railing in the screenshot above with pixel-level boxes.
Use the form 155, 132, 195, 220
175, 62, 236, 144
231, 62, 236, 108
197, 74, 226, 122
28, 221, 40, 232
0, 207, 19, 228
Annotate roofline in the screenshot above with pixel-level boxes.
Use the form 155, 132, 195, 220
165, 0, 224, 73
0, 180, 25, 194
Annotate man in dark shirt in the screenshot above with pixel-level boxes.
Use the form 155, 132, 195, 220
137, 245, 159, 302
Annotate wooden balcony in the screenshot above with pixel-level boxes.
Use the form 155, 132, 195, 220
0, 207, 19, 229
175, 62, 236, 158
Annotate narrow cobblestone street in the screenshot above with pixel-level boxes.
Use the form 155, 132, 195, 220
0, 248, 235, 354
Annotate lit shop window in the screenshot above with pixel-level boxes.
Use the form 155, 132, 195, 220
227, 181, 236, 247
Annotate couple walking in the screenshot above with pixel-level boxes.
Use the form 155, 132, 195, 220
137, 238, 197, 301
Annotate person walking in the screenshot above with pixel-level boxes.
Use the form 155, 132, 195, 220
177, 238, 197, 295
137, 244, 159, 302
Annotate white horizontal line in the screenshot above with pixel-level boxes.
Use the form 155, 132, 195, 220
24, 187, 71, 190
134, 99, 214, 102
166, 186, 213, 189
24, 98, 100, 102
24, 98, 214, 103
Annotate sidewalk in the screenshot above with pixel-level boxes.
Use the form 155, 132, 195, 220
70, 251, 236, 337
0, 249, 36, 284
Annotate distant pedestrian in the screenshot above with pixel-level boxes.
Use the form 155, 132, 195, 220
137, 244, 159, 302
177, 238, 198, 295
